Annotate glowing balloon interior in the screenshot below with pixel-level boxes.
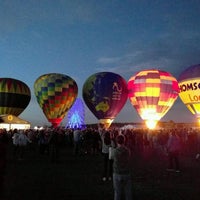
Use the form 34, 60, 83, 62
128, 69, 179, 129
66, 98, 86, 129
178, 64, 200, 121
0, 78, 31, 116
34, 73, 78, 127
82, 72, 128, 129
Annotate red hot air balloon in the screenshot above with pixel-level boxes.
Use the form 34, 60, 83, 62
128, 69, 179, 129
34, 73, 78, 128
82, 72, 128, 129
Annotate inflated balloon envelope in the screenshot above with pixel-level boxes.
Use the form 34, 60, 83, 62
34, 73, 78, 128
0, 78, 31, 116
178, 64, 200, 123
128, 69, 179, 129
82, 72, 128, 129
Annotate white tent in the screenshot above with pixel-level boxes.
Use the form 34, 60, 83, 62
0, 114, 30, 130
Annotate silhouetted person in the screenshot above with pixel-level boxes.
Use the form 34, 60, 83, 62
167, 130, 181, 172
99, 128, 113, 181
111, 134, 132, 200
48, 129, 60, 163
0, 130, 8, 197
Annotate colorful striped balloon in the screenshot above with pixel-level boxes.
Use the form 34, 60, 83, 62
34, 73, 78, 127
128, 69, 179, 129
0, 78, 31, 116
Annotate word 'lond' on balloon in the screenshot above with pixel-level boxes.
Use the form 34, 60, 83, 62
189, 94, 200, 102
128, 69, 179, 129
82, 72, 128, 129
178, 64, 200, 123
34, 73, 78, 128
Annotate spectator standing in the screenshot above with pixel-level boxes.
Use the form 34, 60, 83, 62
38, 130, 49, 155
48, 129, 60, 163
0, 130, 8, 198
99, 128, 114, 181
12, 129, 20, 160
166, 130, 181, 172
73, 128, 82, 155
17, 130, 32, 160
91, 129, 101, 155
111, 134, 132, 200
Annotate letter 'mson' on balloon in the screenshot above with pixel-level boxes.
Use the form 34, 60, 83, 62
128, 69, 179, 129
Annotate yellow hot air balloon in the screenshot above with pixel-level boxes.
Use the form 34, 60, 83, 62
128, 69, 179, 129
178, 64, 200, 123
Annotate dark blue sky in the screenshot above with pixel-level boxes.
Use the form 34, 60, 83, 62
0, 0, 199, 127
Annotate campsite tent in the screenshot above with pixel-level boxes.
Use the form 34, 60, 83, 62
0, 115, 30, 130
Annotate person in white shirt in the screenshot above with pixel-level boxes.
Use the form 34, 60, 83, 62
73, 128, 82, 155
12, 129, 31, 160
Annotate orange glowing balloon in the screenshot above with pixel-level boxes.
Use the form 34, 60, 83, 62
128, 69, 179, 129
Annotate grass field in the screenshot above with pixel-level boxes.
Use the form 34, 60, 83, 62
2, 141, 200, 200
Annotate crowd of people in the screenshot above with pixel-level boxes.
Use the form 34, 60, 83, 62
0, 125, 200, 199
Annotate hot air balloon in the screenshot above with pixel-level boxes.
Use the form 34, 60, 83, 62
178, 64, 200, 123
0, 78, 31, 116
128, 69, 179, 129
82, 72, 128, 129
34, 73, 78, 128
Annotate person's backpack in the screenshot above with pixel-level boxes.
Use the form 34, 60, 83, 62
104, 132, 111, 145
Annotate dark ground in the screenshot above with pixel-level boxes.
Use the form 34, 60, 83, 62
2, 142, 200, 200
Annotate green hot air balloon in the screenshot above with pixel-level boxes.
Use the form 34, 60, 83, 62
0, 78, 31, 116
34, 73, 78, 127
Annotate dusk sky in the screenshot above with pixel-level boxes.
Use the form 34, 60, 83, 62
0, 0, 200, 127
